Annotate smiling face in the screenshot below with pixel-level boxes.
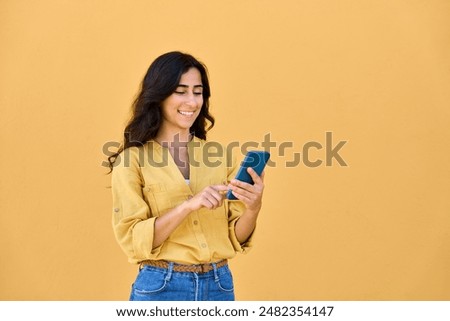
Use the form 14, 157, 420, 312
159, 67, 204, 140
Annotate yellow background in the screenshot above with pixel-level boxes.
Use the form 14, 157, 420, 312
1, 0, 449, 300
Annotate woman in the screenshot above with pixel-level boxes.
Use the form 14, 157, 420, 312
108, 51, 265, 301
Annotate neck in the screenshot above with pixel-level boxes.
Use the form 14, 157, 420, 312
155, 130, 192, 146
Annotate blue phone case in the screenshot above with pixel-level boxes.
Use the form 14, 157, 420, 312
227, 150, 270, 200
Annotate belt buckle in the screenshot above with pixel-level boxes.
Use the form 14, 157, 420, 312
200, 263, 209, 273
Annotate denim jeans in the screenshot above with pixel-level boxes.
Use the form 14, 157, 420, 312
129, 262, 235, 301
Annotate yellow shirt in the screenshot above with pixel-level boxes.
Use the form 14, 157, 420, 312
111, 137, 253, 264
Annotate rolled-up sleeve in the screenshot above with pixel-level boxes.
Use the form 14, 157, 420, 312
226, 153, 255, 254
111, 148, 161, 263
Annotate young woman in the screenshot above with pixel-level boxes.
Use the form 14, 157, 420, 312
108, 51, 265, 301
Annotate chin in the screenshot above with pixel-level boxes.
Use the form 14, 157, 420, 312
177, 122, 195, 131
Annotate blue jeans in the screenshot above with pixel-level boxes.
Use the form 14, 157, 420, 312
129, 262, 235, 301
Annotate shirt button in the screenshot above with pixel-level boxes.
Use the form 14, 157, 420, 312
201, 243, 207, 248
193, 220, 198, 225
114, 208, 120, 213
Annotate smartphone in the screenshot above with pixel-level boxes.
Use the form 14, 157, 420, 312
226, 150, 270, 200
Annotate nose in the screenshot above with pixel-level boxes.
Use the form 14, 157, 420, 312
184, 92, 199, 107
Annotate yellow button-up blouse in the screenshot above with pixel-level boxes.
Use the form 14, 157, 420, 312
111, 137, 253, 265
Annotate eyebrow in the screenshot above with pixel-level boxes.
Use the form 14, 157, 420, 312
177, 84, 203, 88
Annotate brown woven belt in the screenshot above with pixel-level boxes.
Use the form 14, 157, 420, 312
140, 259, 228, 273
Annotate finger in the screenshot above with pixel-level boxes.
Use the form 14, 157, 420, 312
207, 186, 226, 203
230, 189, 252, 204
230, 184, 259, 200
202, 200, 213, 209
211, 184, 229, 195
247, 167, 263, 184
212, 184, 229, 191
202, 194, 218, 209
208, 186, 227, 202
260, 170, 265, 182
229, 179, 254, 192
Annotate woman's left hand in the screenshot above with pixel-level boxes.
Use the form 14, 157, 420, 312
228, 167, 265, 212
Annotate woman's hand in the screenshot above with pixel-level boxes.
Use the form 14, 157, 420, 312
153, 184, 227, 249
228, 168, 265, 212
186, 184, 228, 211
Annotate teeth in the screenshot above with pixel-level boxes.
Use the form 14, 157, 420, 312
178, 110, 194, 116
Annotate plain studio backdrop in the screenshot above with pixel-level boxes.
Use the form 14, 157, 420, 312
1, 0, 449, 300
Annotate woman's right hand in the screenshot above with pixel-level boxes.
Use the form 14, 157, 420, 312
152, 184, 228, 249
186, 184, 228, 211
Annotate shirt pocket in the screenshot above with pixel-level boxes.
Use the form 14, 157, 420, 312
142, 183, 173, 217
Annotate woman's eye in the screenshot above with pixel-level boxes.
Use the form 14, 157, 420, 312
174, 91, 202, 95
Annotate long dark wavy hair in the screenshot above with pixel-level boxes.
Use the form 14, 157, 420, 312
107, 51, 215, 172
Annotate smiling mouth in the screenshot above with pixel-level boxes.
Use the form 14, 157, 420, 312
178, 110, 195, 116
